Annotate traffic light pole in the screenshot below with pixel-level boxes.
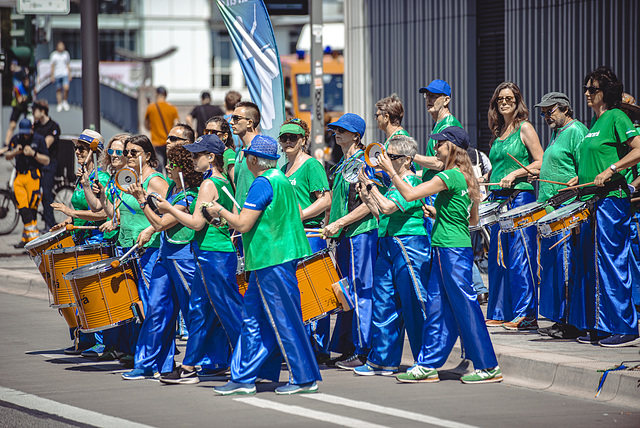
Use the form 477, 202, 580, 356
80, 0, 100, 132
309, 0, 324, 161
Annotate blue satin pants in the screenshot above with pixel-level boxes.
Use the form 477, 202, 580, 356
183, 248, 242, 369
569, 197, 638, 334
487, 191, 538, 321
629, 212, 640, 309
231, 261, 322, 385
306, 236, 330, 357
367, 235, 430, 370
418, 247, 498, 370
134, 255, 195, 373
330, 229, 377, 355
539, 230, 574, 323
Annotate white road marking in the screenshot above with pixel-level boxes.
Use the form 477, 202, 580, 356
0, 386, 155, 428
234, 396, 389, 428
302, 393, 480, 428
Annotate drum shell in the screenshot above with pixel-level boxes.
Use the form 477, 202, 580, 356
536, 202, 590, 238
59, 306, 79, 329
498, 202, 548, 233
25, 230, 75, 295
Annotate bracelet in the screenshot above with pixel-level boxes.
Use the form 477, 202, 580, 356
218, 206, 224, 214
390, 173, 398, 180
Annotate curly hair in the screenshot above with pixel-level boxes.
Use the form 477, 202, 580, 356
125, 135, 158, 169
206, 116, 235, 149
167, 145, 203, 189
100, 133, 131, 174
280, 118, 310, 150
487, 82, 530, 138
584, 66, 624, 110
450, 144, 481, 204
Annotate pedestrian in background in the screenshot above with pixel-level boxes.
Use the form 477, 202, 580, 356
144, 86, 179, 171
50, 41, 72, 112
186, 91, 223, 137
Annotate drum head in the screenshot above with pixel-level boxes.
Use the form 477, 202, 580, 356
499, 201, 545, 219
342, 159, 365, 183
46, 242, 111, 256
115, 168, 138, 192
25, 228, 68, 251
478, 201, 501, 215
538, 201, 586, 223
364, 143, 384, 167
65, 257, 124, 280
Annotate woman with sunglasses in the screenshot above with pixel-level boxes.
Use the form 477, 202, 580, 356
377, 126, 502, 384
279, 118, 332, 363
204, 116, 236, 189
569, 67, 640, 347
351, 135, 430, 376
121, 144, 202, 379
483, 82, 543, 331
154, 134, 243, 384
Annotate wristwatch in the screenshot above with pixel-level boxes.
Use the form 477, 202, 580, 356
139, 201, 147, 210
609, 164, 618, 173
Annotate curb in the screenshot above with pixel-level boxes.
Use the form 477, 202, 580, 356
0, 268, 49, 301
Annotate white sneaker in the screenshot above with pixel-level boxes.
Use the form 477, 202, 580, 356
56, 104, 63, 112
63, 101, 70, 111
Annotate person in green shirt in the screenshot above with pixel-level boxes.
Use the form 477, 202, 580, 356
323, 113, 378, 369
230, 101, 261, 208
205, 136, 320, 396
377, 126, 502, 384
203, 116, 236, 190
350, 134, 430, 376
375, 94, 410, 148
531, 92, 588, 340
279, 118, 332, 363
570, 67, 640, 347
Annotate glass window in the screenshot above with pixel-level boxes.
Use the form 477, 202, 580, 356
295, 73, 344, 112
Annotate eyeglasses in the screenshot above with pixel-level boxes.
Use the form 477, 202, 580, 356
374, 112, 385, 119
387, 153, 406, 161
332, 128, 348, 135
539, 106, 559, 118
107, 148, 124, 156
167, 135, 188, 143
496, 96, 516, 104
583, 85, 602, 94
203, 129, 225, 136
74, 145, 88, 152
123, 149, 141, 157
231, 115, 250, 123
279, 134, 300, 143
166, 162, 181, 170
423, 92, 443, 100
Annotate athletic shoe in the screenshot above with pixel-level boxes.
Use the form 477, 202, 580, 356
477, 292, 489, 305
97, 346, 125, 361
353, 364, 395, 376
577, 332, 610, 344
316, 353, 332, 365
119, 354, 135, 368
213, 381, 256, 396
549, 324, 584, 340
598, 334, 640, 348
336, 354, 367, 370
396, 365, 439, 383
485, 319, 505, 327
502, 316, 538, 331
325, 353, 353, 368
63, 101, 70, 111
460, 366, 503, 384
275, 381, 318, 395
197, 367, 229, 378
121, 369, 160, 380
63, 343, 93, 355
159, 366, 199, 384
81, 344, 105, 358
56, 104, 63, 113
538, 322, 563, 337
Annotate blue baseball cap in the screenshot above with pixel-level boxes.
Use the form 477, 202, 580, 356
429, 126, 469, 150
327, 113, 366, 139
419, 79, 452, 97
243, 135, 280, 160
183, 134, 225, 155
17, 118, 32, 135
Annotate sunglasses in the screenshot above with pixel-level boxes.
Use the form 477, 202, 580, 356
107, 148, 124, 156
583, 85, 602, 94
74, 145, 88, 152
231, 115, 250, 122
166, 162, 181, 170
203, 129, 225, 136
539, 106, 559, 118
279, 134, 301, 143
123, 149, 142, 157
496, 96, 516, 104
167, 135, 188, 143
387, 153, 406, 161
374, 112, 385, 119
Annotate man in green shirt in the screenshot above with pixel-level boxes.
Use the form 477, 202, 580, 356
231, 101, 261, 208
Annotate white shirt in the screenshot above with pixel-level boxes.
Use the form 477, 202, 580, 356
50, 50, 70, 78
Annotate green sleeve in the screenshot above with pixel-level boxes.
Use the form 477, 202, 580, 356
306, 158, 330, 193
614, 112, 639, 144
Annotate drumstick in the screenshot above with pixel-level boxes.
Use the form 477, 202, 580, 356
537, 178, 570, 186
507, 152, 535, 176
306, 233, 324, 238
304, 228, 323, 233
479, 182, 502, 186
558, 181, 595, 192
178, 171, 190, 209
230, 233, 242, 239
65, 224, 98, 231
631, 197, 640, 203
111, 243, 139, 268
139, 155, 143, 176
222, 186, 241, 209
548, 233, 571, 250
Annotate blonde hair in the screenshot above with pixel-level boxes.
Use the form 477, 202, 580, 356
100, 133, 131, 174
450, 145, 481, 203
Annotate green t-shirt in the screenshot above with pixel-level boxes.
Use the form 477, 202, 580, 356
194, 176, 235, 252
578, 109, 639, 200
432, 168, 472, 248
378, 174, 427, 237
422, 115, 463, 182
383, 128, 411, 150
281, 157, 330, 228
537, 120, 589, 202
71, 169, 111, 239
234, 150, 255, 209
223, 148, 236, 177
488, 122, 534, 191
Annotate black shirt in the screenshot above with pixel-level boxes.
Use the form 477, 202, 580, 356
189, 104, 224, 136
34, 118, 61, 160
10, 133, 49, 174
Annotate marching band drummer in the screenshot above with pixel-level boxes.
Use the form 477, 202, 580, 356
278, 118, 332, 363
121, 144, 201, 379
531, 92, 588, 340
322, 113, 378, 370
351, 135, 430, 376
205, 136, 321, 396
156, 134, 243, 384
483, 82, 544, 331
203, 116, 236, 188
377, 126, 502, 384
571, 66, 640, 347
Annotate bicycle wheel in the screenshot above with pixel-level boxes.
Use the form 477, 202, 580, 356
0, 189, 19, 235
52, 185, 74, 225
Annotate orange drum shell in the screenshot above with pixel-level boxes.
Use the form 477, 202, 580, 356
500, 207, 548, 232
72, 262, 141, 332
29, 232, 75, 294
540, 207, 590, 237
59, 306, 79, 329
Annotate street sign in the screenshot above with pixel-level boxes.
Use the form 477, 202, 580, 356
17, 0, 70, 15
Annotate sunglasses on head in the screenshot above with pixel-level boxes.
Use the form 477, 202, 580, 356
107, 148, 124, 156
279, 134, 300, 143
123, 149, 142, 157
167, 135, 188, 143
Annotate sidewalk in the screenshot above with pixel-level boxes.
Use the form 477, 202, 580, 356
1, 232, 639, 409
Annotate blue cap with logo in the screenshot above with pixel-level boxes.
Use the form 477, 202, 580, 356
243, 135, 280, 160
327, 113, 366, 139
17, 118, 32, 135
183, 134, 225, 155
429, 126, 469, 150
419, 79, 452, 97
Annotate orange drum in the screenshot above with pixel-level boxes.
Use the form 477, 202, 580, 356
45, 244, 114, 308
24, 229, 75, 297
536, 201, 590, 238
59, 307, 80, 329
64, 257, 142, 333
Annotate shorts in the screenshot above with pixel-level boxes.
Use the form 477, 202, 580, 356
10, 104, 29, 122
55, 76, 69, 90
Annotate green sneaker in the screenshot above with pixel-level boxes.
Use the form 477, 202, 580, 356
460, 366, 503, 384
396, 365, 439, 383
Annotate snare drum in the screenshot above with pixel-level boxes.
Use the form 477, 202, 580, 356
498, 201, 548, 233
64, 256, 142, 333
24, 229, 75, 298
536, 201, 590, 238
45, 243, 114, 308
470, 201, 502, 231
59, 306, 80, 329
